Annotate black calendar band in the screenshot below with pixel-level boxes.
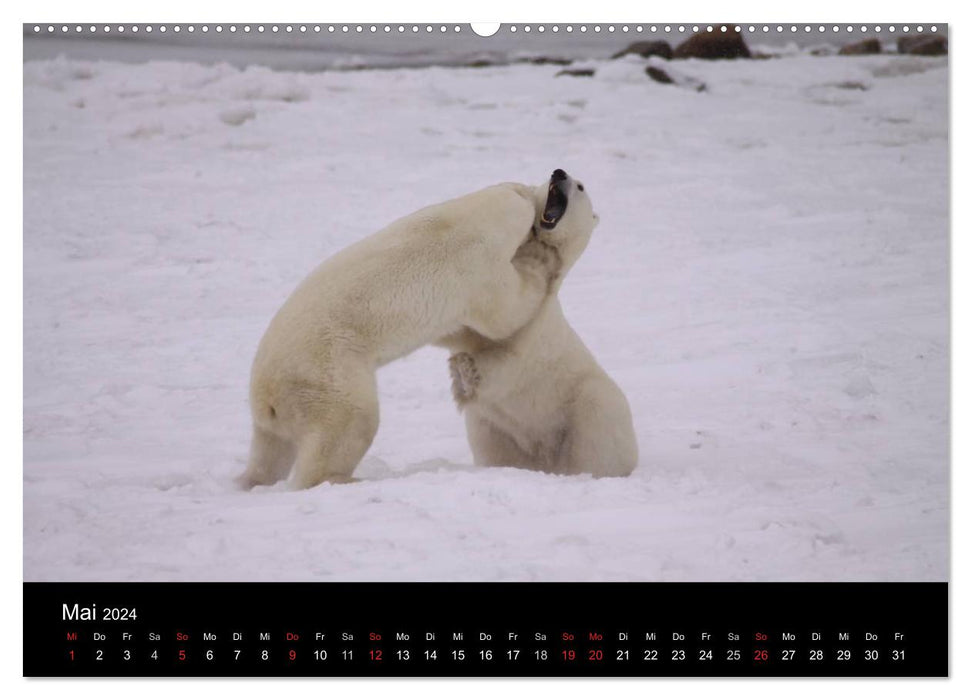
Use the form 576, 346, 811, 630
24, 581, 948, 677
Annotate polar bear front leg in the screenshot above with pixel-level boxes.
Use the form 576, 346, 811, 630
449, 352, 480, 405
467, 251, 558, 341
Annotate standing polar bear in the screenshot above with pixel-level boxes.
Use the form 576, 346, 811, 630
240, 171, 593, 490
448, 170, 638, 478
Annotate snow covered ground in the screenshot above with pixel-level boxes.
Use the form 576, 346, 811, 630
23, 49, 948, 581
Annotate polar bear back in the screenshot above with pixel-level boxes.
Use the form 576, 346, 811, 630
255, 184, 536, 370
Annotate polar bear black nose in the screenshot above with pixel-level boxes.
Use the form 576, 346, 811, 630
551, 169, 568, 183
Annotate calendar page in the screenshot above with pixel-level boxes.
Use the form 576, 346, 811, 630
22, 20, 949, 677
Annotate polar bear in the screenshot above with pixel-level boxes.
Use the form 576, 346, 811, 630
447, 172, 638, 478
239, 171, 594, 490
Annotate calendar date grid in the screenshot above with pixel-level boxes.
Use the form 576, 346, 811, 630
25, 582, 946, 677
60, 626, 913, 672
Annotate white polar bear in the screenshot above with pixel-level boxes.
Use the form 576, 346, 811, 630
239, 171, 590, 490
448, 171, 638, 478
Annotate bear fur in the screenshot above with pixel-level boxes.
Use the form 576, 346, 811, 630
447, 173, 637, 478
239, 173, 592, 489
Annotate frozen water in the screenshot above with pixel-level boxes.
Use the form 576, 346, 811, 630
23, 51, 948, 581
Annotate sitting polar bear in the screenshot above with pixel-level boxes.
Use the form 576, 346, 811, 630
448, 171, 638, 478
239, 170, 596, 489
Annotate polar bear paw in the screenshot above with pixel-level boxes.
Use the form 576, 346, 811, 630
449, 352, 480, 405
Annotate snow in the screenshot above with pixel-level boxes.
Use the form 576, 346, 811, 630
23, 50, 948, 582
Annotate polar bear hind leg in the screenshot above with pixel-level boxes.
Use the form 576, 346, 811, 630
236, 425, 297, 489
561, 380, 638, 477
466, 414, 535, 469
288, 364, 380, 489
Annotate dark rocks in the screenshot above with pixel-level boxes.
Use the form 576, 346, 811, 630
555, 68, 596, 78
645, 66, 674, 84
646, 65, 706, 92
611, 40, 673, 60
672, 27, 751, 59
838, 38, 882, 55
897, 35, 948, 55
519, 56, 573, 66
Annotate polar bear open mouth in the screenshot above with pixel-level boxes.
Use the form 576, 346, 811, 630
540, 171, 569, 230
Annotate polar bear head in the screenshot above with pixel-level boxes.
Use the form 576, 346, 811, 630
529, 169, 599, 280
